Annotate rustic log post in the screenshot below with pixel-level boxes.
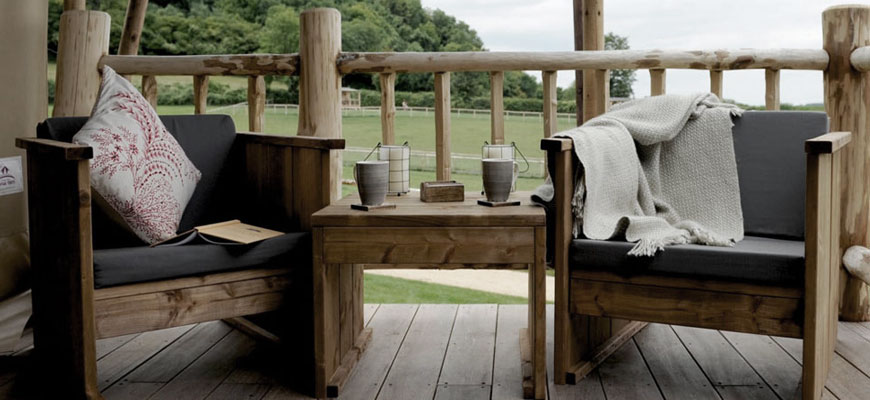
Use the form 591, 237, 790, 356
490, 71, 505, 144
53, 10, 110, 117
710, 70, 723, 98
573, 0, 583, 126
543, 71, 558, 138
765, 68, 781, 110
117, 0, 148, 81
650, 69, 666, 96
582, 0, 608, 122
193, 75, 209, 114
823, 5, 870, 321
63, 0, 85, 11
379, 72, 396, 145
434, 72, 452, 181
141, 75, 158, 109
298, 8, 342, 201
247, 75, 265, 132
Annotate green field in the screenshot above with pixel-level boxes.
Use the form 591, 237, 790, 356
364, 273, 527, 304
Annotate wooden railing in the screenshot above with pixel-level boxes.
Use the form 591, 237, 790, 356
51, 5, 870, 321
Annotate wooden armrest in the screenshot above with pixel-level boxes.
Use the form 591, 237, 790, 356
237, 132, 345, 150
541, 137, 573, 152
15, 138, 93, 160
805, 131, 851, 154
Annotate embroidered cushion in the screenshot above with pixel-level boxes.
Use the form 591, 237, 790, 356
72, 66, 201, 244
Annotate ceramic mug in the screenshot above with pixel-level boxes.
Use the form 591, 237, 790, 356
482, 158, 517, 202
354, 161, 389, 206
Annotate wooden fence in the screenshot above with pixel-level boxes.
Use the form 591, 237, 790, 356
51, 4, 870, 322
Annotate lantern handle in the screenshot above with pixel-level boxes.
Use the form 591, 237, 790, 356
363, 142, 381, 161
512, 142, 530, 173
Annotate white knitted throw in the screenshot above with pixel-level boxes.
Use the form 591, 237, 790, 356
536, 93, 744, 256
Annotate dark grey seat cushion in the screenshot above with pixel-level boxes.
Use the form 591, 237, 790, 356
93, 232, 310, 288
571, 236, 805, 287
38, 115, 241, 248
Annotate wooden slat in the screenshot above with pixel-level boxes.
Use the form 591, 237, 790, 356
774, 336, 865, 400
543, 71, 558, 138
338, 49, 830, 74
434, 71, 451, 180
96, 325, 194, 391
722, 330, 802, 399
147, 331, 257, 400
206, 383, 270, 400
16, 137, 92, 160
142, 75, 157, 109
491, 305, 525, 399
634, 324, 719, 399
101, 54, 299, 76
121, 321, 232, 383
710, 70, 723, 98
597, 340, 663, 400
322, 227, 535, 264
94, 268, 290, 301
433, 385, 490, 400
379, 72, 396, 145
765, 68, 780, 110
565, 321, 648, 384
94, 275, 291, 338
804, 152, 833, 400
806, 131, 852, 154
649, 69, 666, 96
377, 304, 457, 399
530, 226, 547, 399
326, 328, 373, 397
673, 326, 779, 399
571, 279, 803, 337
438, 304, 498, 386
546, 304, 606, 400
247, 75, 265, 132
102, 382, 164, 400
338, 304, 417, 400
237, 131, 345, 150
363, 304, 379, 325
490, 71, 505, 144
95, 333, 138, 360
193, 75, 208, 114
572, 269, 804, 299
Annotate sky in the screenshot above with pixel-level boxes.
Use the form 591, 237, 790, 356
420, 0, 854, 106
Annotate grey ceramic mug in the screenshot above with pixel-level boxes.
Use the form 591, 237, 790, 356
482, 158, 516, 202
354, 161, 389, 206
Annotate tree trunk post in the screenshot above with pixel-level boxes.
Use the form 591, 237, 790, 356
117, 0, 148, 81
573, 0, 584, 126
823, 4, 870, 321
581, 0, 608, 123
53, 10, 111, 117
298, 8, 342, 201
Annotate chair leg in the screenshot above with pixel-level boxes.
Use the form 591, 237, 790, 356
801, 335, 827, 400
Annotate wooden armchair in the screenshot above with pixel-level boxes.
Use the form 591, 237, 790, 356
541, 111, 849, 400
16, 114, 344, 399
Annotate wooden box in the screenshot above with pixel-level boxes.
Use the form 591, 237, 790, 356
420, 181, 464, 202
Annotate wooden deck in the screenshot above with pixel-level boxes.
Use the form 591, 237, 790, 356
3, 304, 870, 399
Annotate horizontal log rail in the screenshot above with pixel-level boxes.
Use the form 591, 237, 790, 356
99, 54, 299, 76
338, 49, 829, 74
850, 45, 870, 72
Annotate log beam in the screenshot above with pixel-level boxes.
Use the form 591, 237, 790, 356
379, 72, 396, 145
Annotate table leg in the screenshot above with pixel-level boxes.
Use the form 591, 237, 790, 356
525, 226, 547, 399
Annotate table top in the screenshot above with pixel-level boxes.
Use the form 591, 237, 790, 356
311, 191, 546, 228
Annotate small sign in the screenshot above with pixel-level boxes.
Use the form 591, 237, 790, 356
0, 156, 23, 196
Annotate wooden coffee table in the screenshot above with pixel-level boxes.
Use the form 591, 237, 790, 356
310, 191, 546, 399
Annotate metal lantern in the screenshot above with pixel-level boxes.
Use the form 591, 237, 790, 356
482, 141, 528, 191
364, 142, 410, 195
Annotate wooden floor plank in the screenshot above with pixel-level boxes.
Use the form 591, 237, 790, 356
96, 333, 139, 360
834, 323, 870, 375
673, 326, 777, 400
122, 321, 233, 384
97, 324, 194, 391
774, 336, 867, 400
433, 384, 490, 400
598, 339, 663, 400
438, 304, 498, 387
634, 323, 719, 400
260, 385, 308, 400
205, 383, 270, 400
364, 304, 379, 326
377, 304, 457, 400
491, 305, 526, 400
721, 331, 802, 400
545, 304, 606, 400
102, 382, 164, 400
148, 330, 258, 400
339, 304, 418, 400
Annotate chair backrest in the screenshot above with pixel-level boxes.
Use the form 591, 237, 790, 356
732, 111, 829, 240
37, 114, 239, 248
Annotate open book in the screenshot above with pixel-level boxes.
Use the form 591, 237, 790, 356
152, 220, 284, 247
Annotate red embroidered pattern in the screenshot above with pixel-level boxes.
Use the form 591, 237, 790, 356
88, 89, 200, 243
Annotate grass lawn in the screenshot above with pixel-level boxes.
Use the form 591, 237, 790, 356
364, 273, 527, 304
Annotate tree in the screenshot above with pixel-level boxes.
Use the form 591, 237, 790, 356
605, 32, 635, 98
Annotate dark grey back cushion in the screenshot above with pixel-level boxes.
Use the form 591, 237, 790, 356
37, 114, 239, 248
733, 111, 828, 240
